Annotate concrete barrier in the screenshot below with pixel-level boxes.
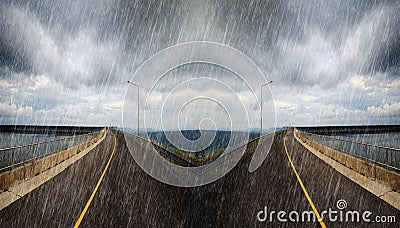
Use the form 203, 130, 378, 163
0, 130, 105, 193
295, 129, 400, 192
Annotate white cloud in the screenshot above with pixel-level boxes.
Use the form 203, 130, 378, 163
368, 103, 400, 117
0, 102, 33, 116
30, 75, 51, 90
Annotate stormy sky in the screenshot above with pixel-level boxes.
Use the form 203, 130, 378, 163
0, 0, 399, 129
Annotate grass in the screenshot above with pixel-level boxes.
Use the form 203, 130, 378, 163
119, 128, 286, 166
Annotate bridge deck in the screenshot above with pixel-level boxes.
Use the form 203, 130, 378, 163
0, 129, 398, 227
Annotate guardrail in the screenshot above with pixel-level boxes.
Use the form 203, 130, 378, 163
0, 131, 102, 172
296, 130, 400, 172
120, 129, 283, 167
121, 131, 198, 167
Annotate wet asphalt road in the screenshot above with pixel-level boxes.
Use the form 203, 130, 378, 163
0, 128, 398, 227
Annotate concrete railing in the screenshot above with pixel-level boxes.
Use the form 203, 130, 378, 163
119, 129, 282, 167
0, 129, 105, 193
0, 130, 104, 172
295, 128, 400, 191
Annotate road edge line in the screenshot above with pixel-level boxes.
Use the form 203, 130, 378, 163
283, 133, 327, 228
293, 129, 400, 210
74, 130, 117, 228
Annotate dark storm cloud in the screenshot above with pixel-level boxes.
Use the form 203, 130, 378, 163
0, 5, 33, 74
367, 12, 400, 75
194, 0, 400, 88
0, 37, 33, 74
0, 0, 204, 88
1, 0, 398, 87
0, 0, 399, 126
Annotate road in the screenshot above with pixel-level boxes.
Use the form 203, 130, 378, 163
0, 128, 398, 227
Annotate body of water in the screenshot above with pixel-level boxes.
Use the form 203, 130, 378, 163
123, 129, 260, 166
332, 133, 400, 149
0, 132, 70, 149
0, 132, 94, 171
146, 130, 259, 156
308, 132, 400, 171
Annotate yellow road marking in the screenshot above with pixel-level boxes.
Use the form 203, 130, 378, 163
74, 131, 117, 228
283, 132, 326, 228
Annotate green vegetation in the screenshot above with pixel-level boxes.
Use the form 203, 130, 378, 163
120, 128, 286, 166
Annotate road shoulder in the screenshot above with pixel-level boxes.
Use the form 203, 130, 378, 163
0, 131, 107, 211
293, 130, 400, 210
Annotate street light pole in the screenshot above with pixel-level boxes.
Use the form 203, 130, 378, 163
127, 81, 140, 135
261, 81, 273, 135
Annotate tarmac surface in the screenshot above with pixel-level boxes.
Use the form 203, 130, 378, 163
0, 128, 399, 227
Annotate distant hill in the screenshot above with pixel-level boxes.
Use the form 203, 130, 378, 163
146, 130, 260, 156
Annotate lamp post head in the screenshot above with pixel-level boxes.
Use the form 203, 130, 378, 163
127, 81, 139, 87
261, 81, 273, 87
